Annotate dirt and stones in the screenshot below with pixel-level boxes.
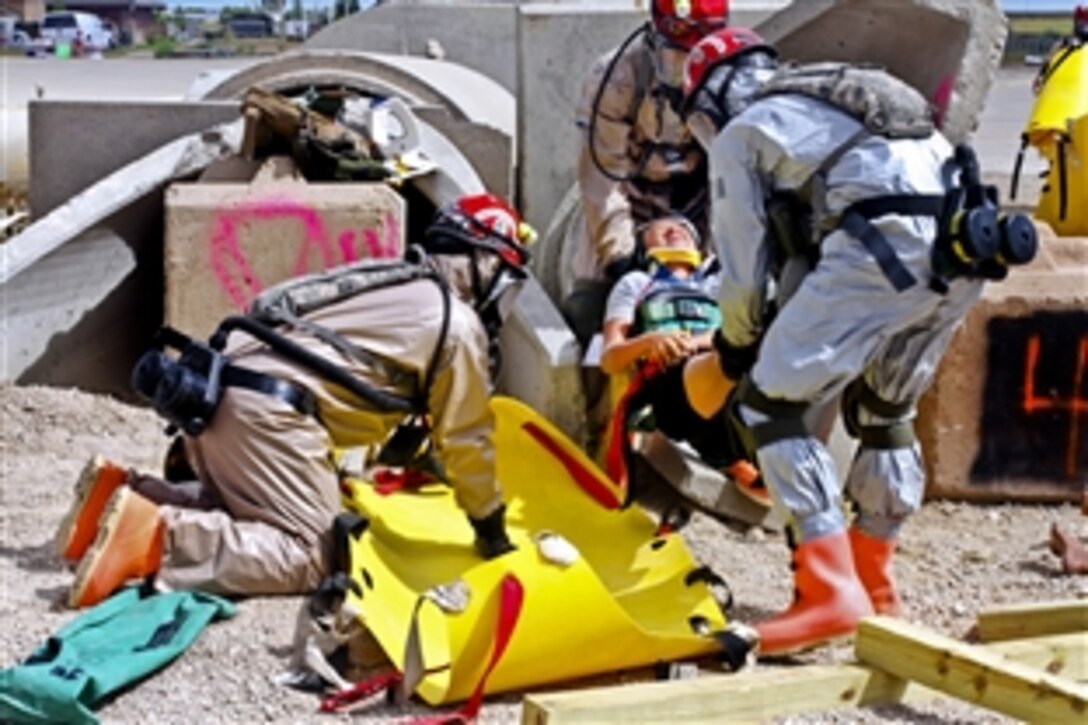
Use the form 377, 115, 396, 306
0, 382, 1084, 723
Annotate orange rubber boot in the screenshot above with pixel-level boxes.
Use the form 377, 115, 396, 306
55, 455, 130, 564
756, 532, 873, 656
849, 527, 902, 615
724, 460, 772, 508
69, 488, 163, 609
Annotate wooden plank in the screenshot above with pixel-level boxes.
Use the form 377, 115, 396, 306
522, 664, 938, 725
856, 616, 1088, 724
975, 599, 1088, 643
520, 632, 1088, 724
989, 633, 1088, 682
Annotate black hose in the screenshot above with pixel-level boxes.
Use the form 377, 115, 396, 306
211, 315, 419, 413
1010, 136, 1026, 201
587, 22, 652, 183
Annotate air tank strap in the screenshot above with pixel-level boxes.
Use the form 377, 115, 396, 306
839, 194, 945, 292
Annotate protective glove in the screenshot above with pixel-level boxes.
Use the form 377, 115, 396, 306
468, 504, 516, 560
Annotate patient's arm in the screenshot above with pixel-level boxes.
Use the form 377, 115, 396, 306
599, 318, 698, 375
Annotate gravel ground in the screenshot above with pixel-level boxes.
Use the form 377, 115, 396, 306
1, 382, 1084, 723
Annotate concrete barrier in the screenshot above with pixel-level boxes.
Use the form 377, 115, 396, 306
306, 2, 519, 92
163, 165, 407, 339
497, 275, 587, 446
515, 4, 645, 231
29, 100, 240, 218
917, 228, 1088, 503
758, 0, 1008, 145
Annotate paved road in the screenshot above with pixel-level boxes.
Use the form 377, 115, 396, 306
1, 55, 261, 105
973, 66, 1045, 206
1, 56, 260, 188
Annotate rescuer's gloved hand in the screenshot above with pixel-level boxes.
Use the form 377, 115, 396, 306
468, 504, 516, 560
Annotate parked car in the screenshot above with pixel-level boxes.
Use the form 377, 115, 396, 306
40, 11, 114, 52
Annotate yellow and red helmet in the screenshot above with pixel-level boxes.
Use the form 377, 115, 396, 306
423, 193, 535, 273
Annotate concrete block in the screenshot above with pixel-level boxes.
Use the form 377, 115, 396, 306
2, 193, 167, 395
917, 228, 1088, 503
29, 100, 240, 217
415, 108, 514, 200
164, 179, 406, 339
516, 4, 647, 232
305, 3, 519, 92
757, 0, 1008, 144
497, 275, 587, 446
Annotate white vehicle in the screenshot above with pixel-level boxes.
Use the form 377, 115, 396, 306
40, 11, 114, 51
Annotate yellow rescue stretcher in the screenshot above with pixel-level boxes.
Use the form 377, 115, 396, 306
1016, 39, 1088, 236
339, 396, 728, 706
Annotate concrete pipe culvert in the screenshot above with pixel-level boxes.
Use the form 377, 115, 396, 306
189, 50, 514, 136
187, 50, 515, 228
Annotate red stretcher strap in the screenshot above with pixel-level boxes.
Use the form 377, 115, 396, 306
523, 421, 624, 510
409, 573, 525, 724
319, 671, 402, 713
604, 362, 661, 497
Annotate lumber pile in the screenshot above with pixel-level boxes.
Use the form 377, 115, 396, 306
522, 599, 1088, 723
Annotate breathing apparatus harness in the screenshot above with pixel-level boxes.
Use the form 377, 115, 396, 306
132, 254, 450, 438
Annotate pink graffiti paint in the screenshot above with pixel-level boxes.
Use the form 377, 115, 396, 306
336, 213, 400, 263
208, 202, 401, 310
932, 74, 956, 129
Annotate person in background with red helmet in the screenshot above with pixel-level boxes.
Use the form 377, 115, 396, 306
564, 0, 729, 346
56, 194, 534, 608
680, 28, 1019, 662
1075, 5, 1088, 41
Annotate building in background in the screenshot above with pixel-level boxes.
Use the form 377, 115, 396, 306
1, 0, 45, 21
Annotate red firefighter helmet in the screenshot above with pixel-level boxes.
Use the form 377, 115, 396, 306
1076, 5, 1088, 40
423, 193, 534, 273
682, 26, 775, 105
652, 0, 730, 51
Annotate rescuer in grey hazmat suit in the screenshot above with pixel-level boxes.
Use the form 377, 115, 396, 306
680, 27, 1037, 659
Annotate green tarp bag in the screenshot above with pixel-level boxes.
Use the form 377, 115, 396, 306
0, 587, 236, 724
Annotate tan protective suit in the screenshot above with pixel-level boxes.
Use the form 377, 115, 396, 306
158, 277, 497, 595
574, 32, 707, 277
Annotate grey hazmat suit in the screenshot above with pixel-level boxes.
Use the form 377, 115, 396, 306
707, 94, 984, 543
156, 277, 497, 595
